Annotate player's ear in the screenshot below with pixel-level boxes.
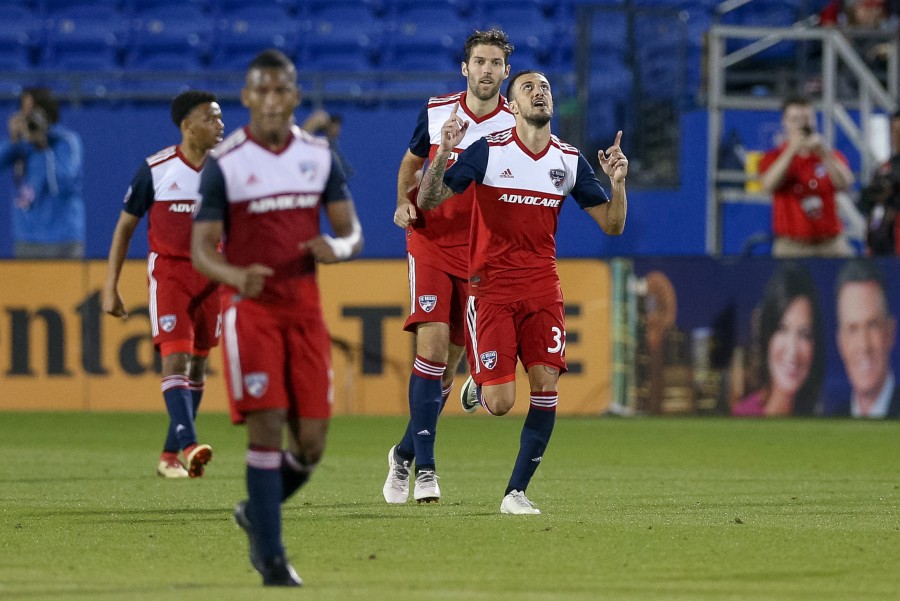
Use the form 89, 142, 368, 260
508, 99, 519, 115
461, 61, 468, 77
240, 86, 250, 109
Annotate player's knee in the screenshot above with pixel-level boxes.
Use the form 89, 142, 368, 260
484, 389, 515, 416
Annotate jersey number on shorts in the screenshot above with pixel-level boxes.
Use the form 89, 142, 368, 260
547, 326, 566, 354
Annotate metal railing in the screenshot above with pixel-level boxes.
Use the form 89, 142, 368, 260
705, 24, 898, 255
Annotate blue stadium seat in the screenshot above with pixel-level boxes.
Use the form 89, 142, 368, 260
213, 0, 297, 18
40, 0, 124, 15
379, 77, 453, 108
127, 6, 214, 68
42, 5, 125, 69
479, 4, 555, 65
0, 5, 39, 71
212, 10, 300, 70
387, 5, 467, 72
301, 8, 383, 69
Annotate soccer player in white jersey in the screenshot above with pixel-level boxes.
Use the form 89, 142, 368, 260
383, 29, 516, 505
101, 91, 224, 479
418, 71, 628, 515
192, 49, 362, 586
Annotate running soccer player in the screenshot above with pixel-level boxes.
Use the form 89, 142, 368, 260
383, 29, 516, 505
101, 90, 224, 479
192, 49, 362, 586
418, 71, 628, 515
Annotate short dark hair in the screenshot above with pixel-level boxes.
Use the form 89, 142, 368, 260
781, 94, 811, 114
505, 70, 546, 102
463, 29, 514, 64
835, 258, 889, 314
22, 87, 59, 124
248, 49, 295, 73
170, 90, 217, 127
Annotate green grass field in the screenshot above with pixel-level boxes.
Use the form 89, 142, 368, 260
1, 412, 898, 600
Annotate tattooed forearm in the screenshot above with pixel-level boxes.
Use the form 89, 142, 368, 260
417, 152, 453, 210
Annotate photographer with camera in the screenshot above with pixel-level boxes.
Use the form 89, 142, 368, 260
858, 109, 900, 255
0, 87, 85, 259
760, 95, 856, 257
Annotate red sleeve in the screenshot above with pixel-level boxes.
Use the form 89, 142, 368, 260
757, 146, 783, 175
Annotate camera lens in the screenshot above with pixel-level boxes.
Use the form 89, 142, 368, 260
26, 118, 38, 132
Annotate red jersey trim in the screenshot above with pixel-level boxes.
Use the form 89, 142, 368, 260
428, 91, 512, 125
244, 125, 294, 156
550, 135, 579, 155
175, 145, 204, 172
147, 145, 177, 168
486, 128, 514, 146
428, 91, 464, 107
512, 128, 552, 161
458, 92, 512, 124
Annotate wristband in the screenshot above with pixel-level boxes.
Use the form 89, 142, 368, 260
322, 234, 353, 260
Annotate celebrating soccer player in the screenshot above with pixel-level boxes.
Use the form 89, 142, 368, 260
418, 71, 628, 515
384, 29, 516, 505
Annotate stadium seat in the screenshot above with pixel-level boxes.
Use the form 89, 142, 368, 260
41, 5, 125, 70
213, 0, 297, 18
386, 5, 467, 72
212, 10, 300, 70
0, 5, 39, 71
479, 4, 555, 65
40, 0, 124, 16
301, 7, 384, 70
127, 6, 214, 68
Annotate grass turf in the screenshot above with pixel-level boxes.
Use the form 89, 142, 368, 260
0, 413, 898, 600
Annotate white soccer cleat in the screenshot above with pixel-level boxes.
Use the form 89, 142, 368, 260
156, 457, 189, 479
383, 445, 411, 504
500, 490, 541, 515
413, 469, 441, 503
460, 375, 480, 413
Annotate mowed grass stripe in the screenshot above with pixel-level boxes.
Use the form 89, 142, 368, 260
0, 413, 897, 601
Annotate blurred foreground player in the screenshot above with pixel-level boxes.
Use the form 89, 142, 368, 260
102, 90, 224, 478
192, 50, 362, 586
419, 71, 628, 514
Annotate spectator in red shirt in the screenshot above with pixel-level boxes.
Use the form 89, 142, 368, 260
760, 95, 856, 257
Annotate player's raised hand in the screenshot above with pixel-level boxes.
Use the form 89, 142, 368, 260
439, 102, 468, 153
598, 130, 628, 183
237, 263, 274, 298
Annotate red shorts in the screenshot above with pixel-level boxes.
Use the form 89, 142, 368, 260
220, 296, 333, 425
403, 253, 468, 347
148, 253, 220, 352
465, 294, 567, 386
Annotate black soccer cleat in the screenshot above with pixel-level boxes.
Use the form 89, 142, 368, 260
261, 554, 303, 587
233, 500, 263, 573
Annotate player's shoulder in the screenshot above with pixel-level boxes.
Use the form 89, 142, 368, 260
550, 134, 579, 156
485, 128, 514, 146
292, 125, 330, 150
145, 145, 178, 167
427, 91, 464, 109
210, 128, 249, 160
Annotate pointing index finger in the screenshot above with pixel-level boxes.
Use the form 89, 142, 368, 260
613, 130, 622, 147
450, 102, 459, 118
